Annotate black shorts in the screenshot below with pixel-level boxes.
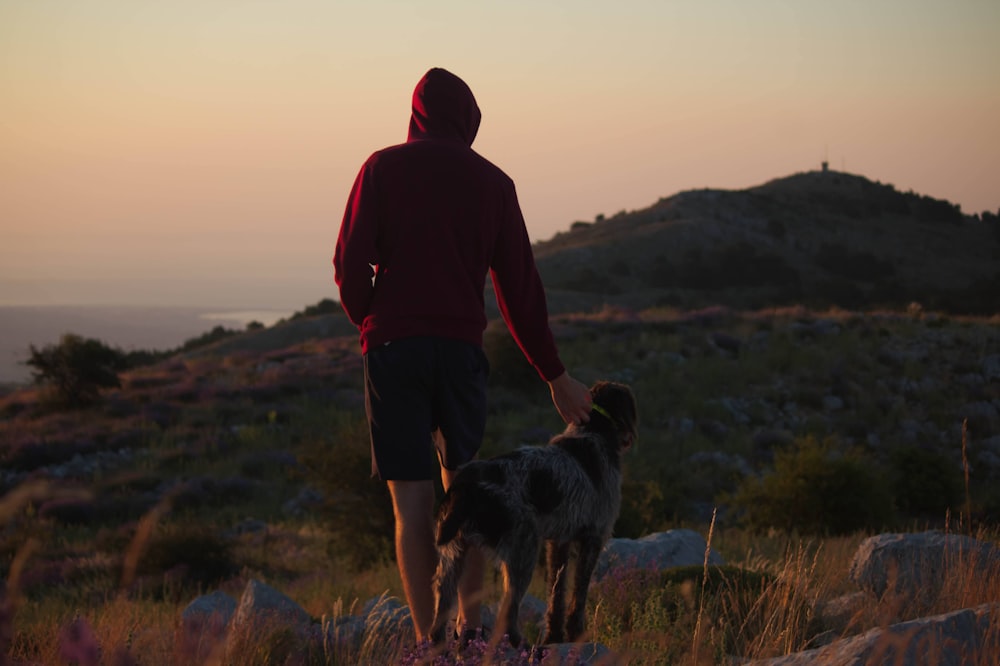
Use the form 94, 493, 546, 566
364, 336, 490, 481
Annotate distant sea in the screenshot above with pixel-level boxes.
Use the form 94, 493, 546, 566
0, 306, 293, 386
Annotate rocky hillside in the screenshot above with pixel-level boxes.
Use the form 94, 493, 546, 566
530, 170, 1000, 315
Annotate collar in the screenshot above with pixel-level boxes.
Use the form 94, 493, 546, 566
591, 403, 613, 421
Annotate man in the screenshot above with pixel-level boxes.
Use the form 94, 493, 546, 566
333, 67, 592, 643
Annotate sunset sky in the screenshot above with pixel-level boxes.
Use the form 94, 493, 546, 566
2, 0, 998, 311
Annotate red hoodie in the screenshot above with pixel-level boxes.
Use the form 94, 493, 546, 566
333, 68, 565, 381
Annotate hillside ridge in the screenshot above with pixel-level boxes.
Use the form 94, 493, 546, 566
531, 169, 999, 316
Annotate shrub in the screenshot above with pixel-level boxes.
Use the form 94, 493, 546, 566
178, 325, 240, 352
481, 320, 540, 394
26, 334, 127, 407
590, 563, 781, 663
136, 524, 238, 595
291, 297, 342, 320
298, 411, 395, 571
616, 479, 670, 538
729, 435, 894, 535
814, 242, 895, 282
888, 445, 964, 516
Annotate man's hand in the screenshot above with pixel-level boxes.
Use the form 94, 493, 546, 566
548, 372, 592, 425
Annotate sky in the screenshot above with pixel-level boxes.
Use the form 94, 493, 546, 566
2, 0, 998, 311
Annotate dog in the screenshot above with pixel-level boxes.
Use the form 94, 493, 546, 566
430, 380, 638, 647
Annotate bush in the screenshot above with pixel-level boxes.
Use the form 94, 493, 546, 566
136, 524, 238, 596
298, 411, 395, 571
645, 244, 799, 291
26, 334, 127, 407
888, 445, 964, 516
481, 320, 539, 393
615, 479, 670, 538
814, 243, 895, 281
291, 298, 342, 320
178, 325, 240, 352
590, 564, 782, 663
729, 435, 894, 535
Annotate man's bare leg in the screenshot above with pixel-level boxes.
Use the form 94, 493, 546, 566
387, 480, 437, 642
442, 466, 485, 634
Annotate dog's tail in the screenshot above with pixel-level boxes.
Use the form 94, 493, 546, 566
436, 492, 467, 546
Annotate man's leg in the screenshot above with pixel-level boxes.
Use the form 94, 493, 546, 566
442, 466, 485, 634
387, 479, 437, 642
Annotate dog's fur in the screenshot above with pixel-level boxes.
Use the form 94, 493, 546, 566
430, 381, 638, 646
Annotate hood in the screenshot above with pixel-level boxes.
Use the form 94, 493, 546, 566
407, 68, 481, 145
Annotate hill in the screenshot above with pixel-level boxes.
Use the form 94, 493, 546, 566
530, 169, 1000, 316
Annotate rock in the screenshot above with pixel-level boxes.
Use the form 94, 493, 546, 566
708, 331, 742, 354
594, 529, 724, 582
789, 319, 841, 339
752, 429, 794, 451
231, 579, 311, 631
179, 591, 236, 664
973, 435, 1000, 477
815, 592, 866, 635
983, 354, 1000, 382
849, 532, 1000, 606
686, 450, 754, 478
715, 397, 752, 425
744, 603, 997, 666
316, 615, 366, 657
282, 486, 324, 517
358, 594, 414, 652
822, 395, 844, 411
698, 419, 729, 440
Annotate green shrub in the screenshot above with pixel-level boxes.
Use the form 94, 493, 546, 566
888, 445, 964, 516
615, 479, 670, 538
590, 564, 780, 663
26, 334, 127, 407
659, 564, 774, 598
298, 411, 394, 571
136, 523, 237, 595
178, 325, 240, 352
291, 297, 342, 320
481, 320, 541, 393
729, 435, 894, 535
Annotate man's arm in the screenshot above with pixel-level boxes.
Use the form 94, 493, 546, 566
490, 185, 593, 424
334, 163, 378, 327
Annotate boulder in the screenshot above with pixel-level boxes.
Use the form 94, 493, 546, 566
594, 529, 724, 582
744, 603, 997, 666
982, 354, 1000, 382
231, 579, 311, 631
179, 591, 236, 663
849, 531, 1000, 605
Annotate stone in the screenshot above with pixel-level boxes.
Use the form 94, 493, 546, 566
179, 591, 236, 664
744, 604, 997, 666
849, 532, 1000, 605
982, 354, 1000, 382
231, 579, 311, 631
594, 529, 724, 582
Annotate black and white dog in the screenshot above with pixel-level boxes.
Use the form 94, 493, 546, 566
430, 381, 638, 647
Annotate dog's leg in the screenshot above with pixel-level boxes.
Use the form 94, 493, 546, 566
496, 531, 538, 648
542, 540, 570, 644
430, 541, 466, 645
566, 534, 603, 642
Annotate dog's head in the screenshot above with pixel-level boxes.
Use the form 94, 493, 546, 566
588, 381, 638, 451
